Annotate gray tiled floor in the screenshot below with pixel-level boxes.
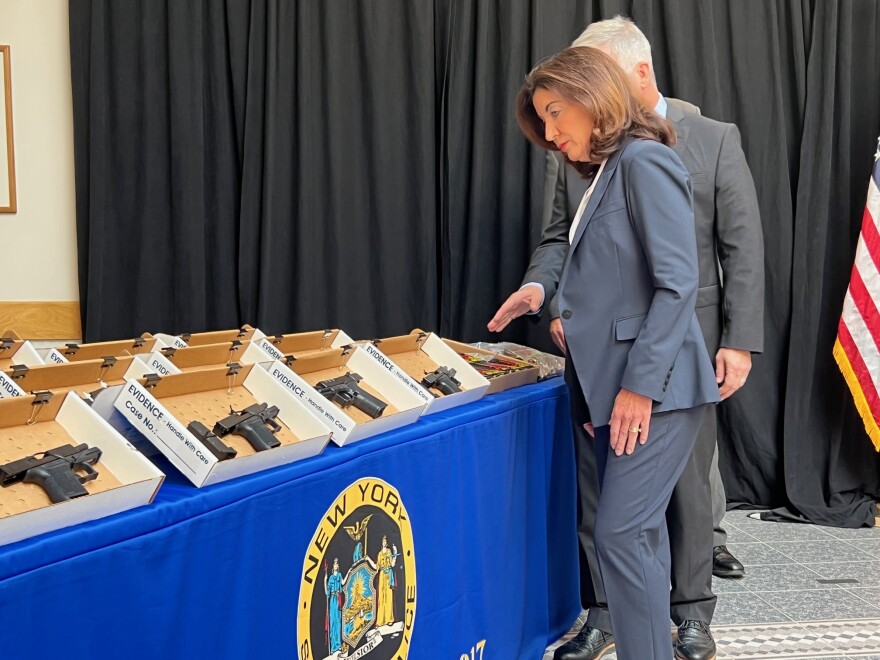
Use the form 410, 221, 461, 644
846, 540, 880, 559
544, 510, 880, 659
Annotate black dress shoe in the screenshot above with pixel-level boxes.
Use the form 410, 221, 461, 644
713, 545, 745, 578
675, 620, 716, 660
553, 624, 615, 660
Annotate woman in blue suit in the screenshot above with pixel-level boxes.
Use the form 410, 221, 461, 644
490, 48, 719, 659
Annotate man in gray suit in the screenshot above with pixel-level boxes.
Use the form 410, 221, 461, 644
496, 17, 764, 660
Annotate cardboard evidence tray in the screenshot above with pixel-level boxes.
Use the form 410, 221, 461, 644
363, 331, 490, 414
0, 338, 44, 396
2, 356, 136, 396
247, 328, 354, 362
113, 363, 332, 486
0, 391, 164, 546
0, 356, 155, 425
40, 334, 160, 364
152, 324, 264, 349
127, 339, 276, 380
262, 345, 427, 445
441, 338, 539, 394
131, 329, 355, 379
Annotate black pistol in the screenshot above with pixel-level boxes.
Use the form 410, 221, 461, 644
213, 402, 282, 452
315, 373, 387, 419
0, 443, 102, 503
187, 420, 237, 461
422, 366, 462, 396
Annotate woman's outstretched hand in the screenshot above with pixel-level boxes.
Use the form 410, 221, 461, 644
487, 285, 543, 332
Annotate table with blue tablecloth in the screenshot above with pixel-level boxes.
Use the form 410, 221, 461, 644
0, 379, 579, 660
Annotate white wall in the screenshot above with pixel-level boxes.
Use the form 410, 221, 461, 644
0, 0, 79, 301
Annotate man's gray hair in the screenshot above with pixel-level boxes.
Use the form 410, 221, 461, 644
571, 16, 654, 78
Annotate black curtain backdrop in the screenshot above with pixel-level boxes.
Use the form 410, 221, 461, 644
69, 0, 880, 526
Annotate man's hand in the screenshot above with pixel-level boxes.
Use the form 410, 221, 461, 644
487, 285, 543, 332
715, 347, 752, 400
609, 388, 652, 456
549, 317, 566, 353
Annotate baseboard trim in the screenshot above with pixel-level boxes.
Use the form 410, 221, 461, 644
0, 301, 81, 339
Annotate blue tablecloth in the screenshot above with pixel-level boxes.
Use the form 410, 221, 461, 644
0, 379, 579, 660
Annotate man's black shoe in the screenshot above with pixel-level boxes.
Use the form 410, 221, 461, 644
553, 624, 615, 660
713, 545, 745, 578
675, 620, 716, 660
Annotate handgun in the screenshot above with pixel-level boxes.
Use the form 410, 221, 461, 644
421, 366, 462, 396
315, 373, 387, 419
213, 402, 282, 452
0, 443, 102, 503
187, 420, 237, 461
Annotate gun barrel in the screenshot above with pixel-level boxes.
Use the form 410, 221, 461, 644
215, 405, 258, 436
421, 366, 462, 396
316, 373, 386, 418
240, 402, 269, 417
0, 444, 87, 487
316, 373, 360, 394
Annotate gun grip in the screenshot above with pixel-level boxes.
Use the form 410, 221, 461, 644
353, 395, 387, 419
23, 466, 90, 503
437, 381, 458, 396
236, 418, 281, 452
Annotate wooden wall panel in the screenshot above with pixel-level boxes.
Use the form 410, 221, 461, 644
0, 301, 81, 339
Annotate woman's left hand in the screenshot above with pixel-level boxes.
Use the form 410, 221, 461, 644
609, 388, 653, 456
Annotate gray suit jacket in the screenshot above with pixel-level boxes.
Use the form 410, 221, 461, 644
550, 138, 720, 425
524, 98, 764, 355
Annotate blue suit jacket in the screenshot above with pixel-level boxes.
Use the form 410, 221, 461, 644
554, 138, 720, 426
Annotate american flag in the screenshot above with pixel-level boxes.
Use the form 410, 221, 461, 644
834, 136, 880, 451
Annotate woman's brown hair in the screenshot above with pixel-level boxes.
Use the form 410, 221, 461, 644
516, 46, 675, 177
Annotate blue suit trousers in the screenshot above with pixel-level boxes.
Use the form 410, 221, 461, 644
593, 405, 707, 660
